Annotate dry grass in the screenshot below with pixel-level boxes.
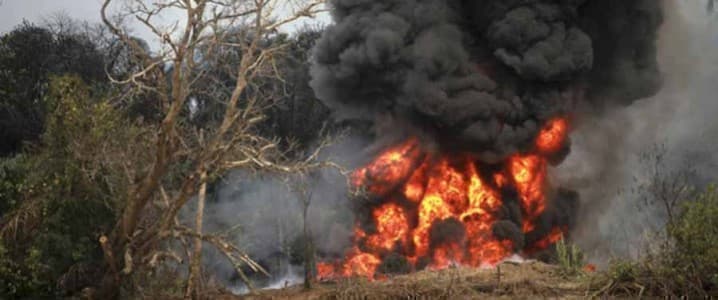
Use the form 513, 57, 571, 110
237, 261, 599, 300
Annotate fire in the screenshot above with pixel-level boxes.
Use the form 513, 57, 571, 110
536, 118, 569, 153
342, 251, 382, 277
509, 155, 547, 232
351, 138, 421, 196
527, 227, 566, 253
318, 118, 571, 280
367, 203, 409, 251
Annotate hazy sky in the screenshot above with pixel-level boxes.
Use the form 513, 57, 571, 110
0, 0, 330, 48
0, 0, 107, 32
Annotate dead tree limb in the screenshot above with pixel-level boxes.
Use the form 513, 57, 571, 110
97, 0, 328, 297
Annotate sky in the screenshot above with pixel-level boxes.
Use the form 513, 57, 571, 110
0, 0, 107, 32
0, 0, 330, 49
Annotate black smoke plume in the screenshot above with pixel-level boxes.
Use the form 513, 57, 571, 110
311, 0, 663, 162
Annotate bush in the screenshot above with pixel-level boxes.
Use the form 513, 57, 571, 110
0, 155, 28, 216
555, 237, 585, 277
0, 75, 148, 298
606, 260, 639, 283
600, 185, 718, 297
0, 239, 51, 296
668, 184, 718, 292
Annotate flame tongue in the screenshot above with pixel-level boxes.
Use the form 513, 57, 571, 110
318, 118, 570, 280
536, 118, 569, 154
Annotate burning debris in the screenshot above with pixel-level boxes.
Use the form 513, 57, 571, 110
310, 0, 663, 280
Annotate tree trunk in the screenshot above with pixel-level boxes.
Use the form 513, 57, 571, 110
97, 270, 121, 299
97, 234, 121, 299
302, 198, 314, 290
185, 170, 208, 299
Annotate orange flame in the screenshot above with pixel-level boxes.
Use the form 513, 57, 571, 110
536, 118, 569, 154
526, 227, 566, 253
319, 117, 570, 280
342, 250, 382, 278
510, 155, 547, 232
352, 138, 421, 196
366, 203, 410, 251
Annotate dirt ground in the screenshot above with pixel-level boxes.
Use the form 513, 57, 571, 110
225, 261, 603, 300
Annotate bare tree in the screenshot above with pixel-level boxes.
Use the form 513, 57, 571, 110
635, 143, 697, 231
290, 176, 315, 289
96, 0, 327, 297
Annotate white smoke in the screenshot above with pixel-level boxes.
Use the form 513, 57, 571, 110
194, 135, 373, 291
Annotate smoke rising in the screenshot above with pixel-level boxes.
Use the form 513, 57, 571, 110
198, 136, 375, 289
307, 0, 670, 270
311, 0, 663, 162
557, 0, 718, 262
202, 0, 718, 289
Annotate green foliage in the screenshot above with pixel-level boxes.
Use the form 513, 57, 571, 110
606, 260, 639, 283
0, 22, 107, 155
668, 184, 718, 291
555, 237, 585, 277
0, 75, 146, 298
0, 155, 28, 214
601, 185, 718, 297
0, 240, 53, 296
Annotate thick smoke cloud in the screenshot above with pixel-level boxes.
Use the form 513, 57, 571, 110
484, 1, 593, 81
311, 0, 663, 162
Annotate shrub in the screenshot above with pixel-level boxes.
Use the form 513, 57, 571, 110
555, 237, 585, 277
668, 184, 718, 292
600, 185, 718, 297
0, 75, 149, 298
